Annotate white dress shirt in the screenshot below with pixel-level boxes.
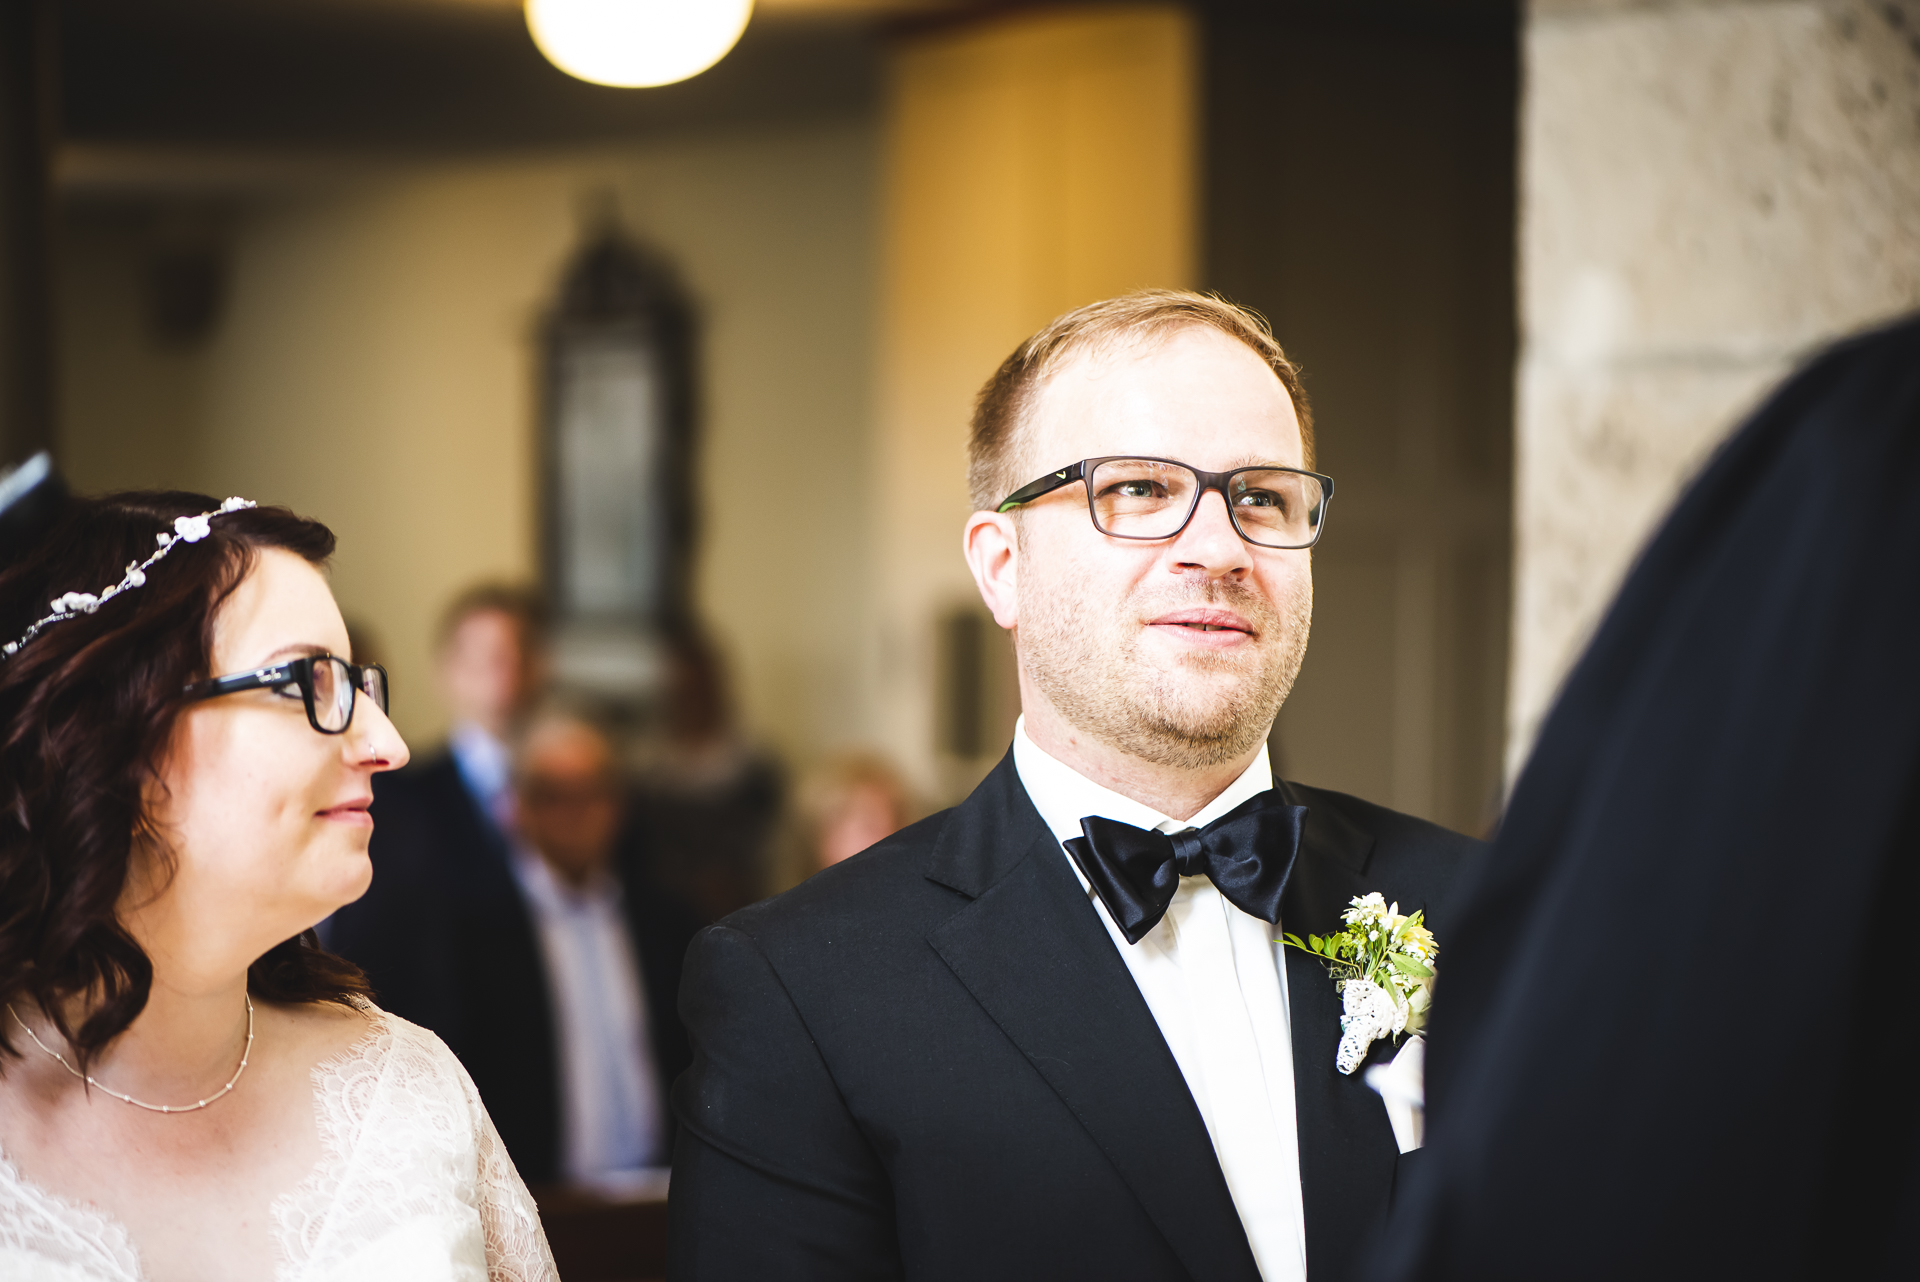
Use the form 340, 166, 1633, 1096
1013, 718, 1308, 1282
509, 848, 669, 1181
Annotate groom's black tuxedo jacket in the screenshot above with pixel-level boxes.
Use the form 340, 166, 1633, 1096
670, 752, 1479, 1281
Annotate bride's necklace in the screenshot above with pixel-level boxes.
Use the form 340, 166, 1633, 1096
6, 994, 255, 1114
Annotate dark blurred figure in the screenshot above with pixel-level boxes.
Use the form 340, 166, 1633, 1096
628, 630, 782, 922
1371, 316, 1920, 1282
795, 751, 913, 874
0, 452, 68, 566
326, 584, 544, 1028
451, 710, 697, 1186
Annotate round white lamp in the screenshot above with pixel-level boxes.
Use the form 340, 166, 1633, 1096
526, 0, 755, 89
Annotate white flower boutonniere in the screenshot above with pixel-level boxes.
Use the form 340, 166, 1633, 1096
1283, 893, 1437, 1075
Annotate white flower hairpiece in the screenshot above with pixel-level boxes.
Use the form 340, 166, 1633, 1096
1, 498, 257, 660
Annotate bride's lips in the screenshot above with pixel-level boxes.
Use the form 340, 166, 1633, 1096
316, 796, 375, 827
1147, 608, 1256, 648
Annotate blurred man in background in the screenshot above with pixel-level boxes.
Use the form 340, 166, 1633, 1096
452, 709, 698, 1185
326, 584, 546, 1032
432, 583, 549, 834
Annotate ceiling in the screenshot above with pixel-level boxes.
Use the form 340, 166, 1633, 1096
56, 0, 992, 175
54, 0, 1512, 197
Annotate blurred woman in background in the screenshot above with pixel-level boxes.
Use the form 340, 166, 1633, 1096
0, 492, 556, 1281
796, 751, 913, 874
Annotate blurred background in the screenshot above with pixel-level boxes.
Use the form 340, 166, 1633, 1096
2, 0, 1915, 1271
9, 0, 1911, 845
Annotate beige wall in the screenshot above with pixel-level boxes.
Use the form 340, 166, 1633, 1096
874, 4, 1197, 799
54, 214, 210, 498
1509, 0, 1920, 775
57, 119, 879, 767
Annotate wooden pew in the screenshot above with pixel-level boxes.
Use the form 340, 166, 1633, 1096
533, 1179, 669, 1282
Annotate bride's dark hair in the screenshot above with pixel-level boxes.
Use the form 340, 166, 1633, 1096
0, 490, 372, 1073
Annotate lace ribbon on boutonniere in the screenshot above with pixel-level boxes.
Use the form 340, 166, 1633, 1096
1283, 893, 1437, 1074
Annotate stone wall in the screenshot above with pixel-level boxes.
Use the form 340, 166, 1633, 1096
1509, 0, 1920, 777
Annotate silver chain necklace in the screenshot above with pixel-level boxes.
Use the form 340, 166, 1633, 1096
7, 995, 255, 1114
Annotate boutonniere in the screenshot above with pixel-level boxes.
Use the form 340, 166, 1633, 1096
1283, 893, 1437, 1075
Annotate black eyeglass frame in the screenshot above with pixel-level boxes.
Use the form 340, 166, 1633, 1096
995, 456, 1336, 550
183, 655, 390, 735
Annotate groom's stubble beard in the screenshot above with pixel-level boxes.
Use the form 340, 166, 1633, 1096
1015, 548, 1313, 771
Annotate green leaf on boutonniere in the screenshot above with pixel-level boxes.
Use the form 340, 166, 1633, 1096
1388, 952, 1433, 978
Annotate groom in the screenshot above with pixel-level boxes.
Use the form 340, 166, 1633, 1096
669, 291, 1479, 1281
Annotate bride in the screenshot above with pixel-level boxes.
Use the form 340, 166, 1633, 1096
0, 492, 557, 1281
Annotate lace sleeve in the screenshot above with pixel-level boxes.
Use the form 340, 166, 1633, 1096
272, 1007, 562, 1282
455, 1064, 561, 1282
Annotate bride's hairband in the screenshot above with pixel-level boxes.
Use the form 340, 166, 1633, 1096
1, 497, 257, 661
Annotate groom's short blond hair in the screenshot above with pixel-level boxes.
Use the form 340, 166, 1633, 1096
967, 290, 1315, 515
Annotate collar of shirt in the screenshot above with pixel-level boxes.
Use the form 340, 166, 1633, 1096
1011, 718, 1308, 1282
1012, 715, 1274, 857
449, 721, 513, 811
508, 842, 623, 920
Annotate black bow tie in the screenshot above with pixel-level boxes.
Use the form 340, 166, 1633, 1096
1063, 790, 1309, 945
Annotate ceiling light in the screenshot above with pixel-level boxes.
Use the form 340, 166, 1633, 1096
525, 0, 754, 89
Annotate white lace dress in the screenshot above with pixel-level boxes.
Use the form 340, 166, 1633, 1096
0, 1007, 559, 1282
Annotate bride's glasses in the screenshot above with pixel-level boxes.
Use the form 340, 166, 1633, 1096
184, 655, 390, 735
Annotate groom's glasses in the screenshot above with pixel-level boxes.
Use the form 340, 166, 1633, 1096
184, 655, 390, 735
996, 456, 1335, 550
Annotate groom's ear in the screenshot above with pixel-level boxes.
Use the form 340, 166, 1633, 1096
964, 510, 1019, 632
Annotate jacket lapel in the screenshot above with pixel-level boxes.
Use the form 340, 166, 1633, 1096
1276, 780, 1403, 1272
924, 754, 1263, 1282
